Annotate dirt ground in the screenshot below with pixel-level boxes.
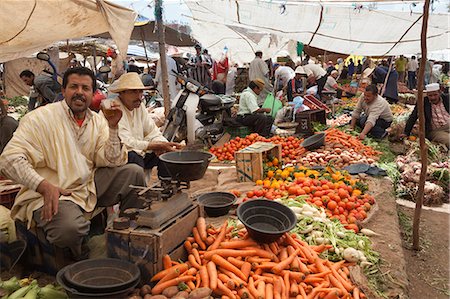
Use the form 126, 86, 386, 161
398, 206, 450, 299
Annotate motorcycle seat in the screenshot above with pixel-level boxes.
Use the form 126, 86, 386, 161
200, 94, 222, 106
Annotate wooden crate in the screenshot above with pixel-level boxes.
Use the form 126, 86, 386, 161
235, 142, 282, 182
106, 203, 199, 282
295, 109, 326, 135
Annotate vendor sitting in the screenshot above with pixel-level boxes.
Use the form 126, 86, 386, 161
237, 79, 273, 137
402, 83, 449, 147
286, 67, 307, 102
109, 73, 182, 176
0, 67, 146, 260
324, 70, 345, 98
350, 84, 393, 140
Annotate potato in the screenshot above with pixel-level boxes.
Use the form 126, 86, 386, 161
188, 288, 212, 299
162, 286, 179, 298
128, 296, 142, 299
143, 296, 153, 299
140, 285, 152, 296
148, 296, 168, 299
174, 291, 189, 298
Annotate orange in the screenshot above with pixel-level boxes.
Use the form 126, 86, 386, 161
256, 180, 263, 186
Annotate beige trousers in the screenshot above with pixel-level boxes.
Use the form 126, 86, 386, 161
429, 123, 450, 148
33, 164, 146, 259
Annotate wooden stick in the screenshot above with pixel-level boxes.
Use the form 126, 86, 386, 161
412, 0, 430, 251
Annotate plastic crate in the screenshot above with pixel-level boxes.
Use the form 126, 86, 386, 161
225, 126, 252, 138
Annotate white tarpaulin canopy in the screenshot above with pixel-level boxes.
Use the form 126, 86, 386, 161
186, 1, 449, 59
0, 0, 136, 63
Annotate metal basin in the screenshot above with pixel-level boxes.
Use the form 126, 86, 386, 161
301, 132, 326, 150
198, 192, 237, 217
62, 258, 140, 294
159, 151, 214, 181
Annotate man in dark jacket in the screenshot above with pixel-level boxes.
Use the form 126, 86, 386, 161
403, 83, 449, 147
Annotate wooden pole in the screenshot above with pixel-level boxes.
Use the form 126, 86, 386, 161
155, 0, 171, 116
140, 27, 151, 72
412, 0, 430, 251
92, 45, 97, 75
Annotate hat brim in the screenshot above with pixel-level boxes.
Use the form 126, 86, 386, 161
109, 86, 151, 93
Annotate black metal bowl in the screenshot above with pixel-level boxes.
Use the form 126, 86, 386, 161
301, 132, 326, 150
198, 192, 237, 217
159, 151, 214, 181
62, 258, 140, 294
57, 265, 139, 298
237, 199, 297, 243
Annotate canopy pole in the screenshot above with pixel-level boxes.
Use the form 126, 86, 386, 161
140, 27, 151, 72
155, 0, 171, 116
92, 45, 97, 75
412, 0, 430, 251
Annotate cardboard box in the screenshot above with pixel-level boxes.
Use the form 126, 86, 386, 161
235, 142, 282, 182
106, 203, 199, 282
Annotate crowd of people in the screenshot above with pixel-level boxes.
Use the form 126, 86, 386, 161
0, 44, 449, 260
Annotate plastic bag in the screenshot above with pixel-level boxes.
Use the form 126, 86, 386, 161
0, 206, 16, 243
262, 93, 283, 118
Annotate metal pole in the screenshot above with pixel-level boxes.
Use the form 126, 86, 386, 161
155, 0, 171, 116
412, 0, 430, 251
140, 27, 151, 72
92, 45, 97, 75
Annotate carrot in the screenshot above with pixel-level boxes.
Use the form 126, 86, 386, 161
219, 268, 247, 287
204, 249, 257, 260
272, 249, 300, 274
314, 258, 330, 273
303, 276, 324, 284
196, 217, 207, 241
269, 242, 279, 255
238, 287, 254, 299
297, 258, 310, 275
353, 287, 361, 299
187, 280, 195, 290
328, 274, 348, 296
206, 236, 215, 245
342, 266, 350, 276
255, 262, 278, 270
187, 236, 195, 243
212, 255, 247, 281
298, 283, 308, 298
184, 240, 193, 253
195, 273, 201, 288
290, 281, 299, 297
305, 282, 328, 299
265, 283, 274, 299
243, 247, 279, 261
273, 276, 282, 299
151, 275, 195, 295
256, 280, 265, 299
329, 260, 346, 270
281, 270, 305, 282
199, 265, 210, 288
162, 254, 172, 270
330, 267, 354, 292
151, 263, 189, 282
279, 276, 286, 299
248, 277, 260, 299
206, 261, 218, 290
217, 279, 236, 299
220, 239, 258, 249
283, 271, 290, 299
188, 254, 201, 269
208, 222, 228, 251
278, 247, 288, 260
252, 275, 274, 284
254, 268, 262, 275
218, 273, 230, 284
192, 227, 207, 250
312, 244, 332, 253
228, 256, 246, 268
192, 248, 202, 265
247, 257, 271, 263
180, 267, 198, 277
241, 262, 252, 280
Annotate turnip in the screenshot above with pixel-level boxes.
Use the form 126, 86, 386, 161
360, 228, 379, 237
343, 248, 360, 262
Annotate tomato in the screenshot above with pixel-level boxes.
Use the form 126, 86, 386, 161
255, 190, 264, 197
246, 191, 254, 198
345, 202, 355, 210
345, 224, 359, 233
327, 200, 337, 210
314, 200, 323, 207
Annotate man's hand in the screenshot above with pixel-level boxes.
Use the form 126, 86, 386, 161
36, 180, 71, 222
358, 133, 366, 140
102, 101, 123, 128
264, 108, 271, 113
399, 134, 407, 140
148, 142, 183, 156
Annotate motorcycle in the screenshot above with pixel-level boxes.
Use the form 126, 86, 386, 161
162, 72, 235, 146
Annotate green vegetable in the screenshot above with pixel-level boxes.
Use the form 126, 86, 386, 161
4, 96, 28, 107
7, 280, 36, 299
23, 286, 39, 299
38, 284, 68, 299
178, 282, 189, 291
0, 277, 20, 293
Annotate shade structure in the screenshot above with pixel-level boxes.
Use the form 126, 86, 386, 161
0, 0, 136, 63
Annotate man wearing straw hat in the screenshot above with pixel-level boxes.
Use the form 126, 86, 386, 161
0, 67, 146, 260
236, 79, 274, 137
109, 73, 182, 175
403, 83, 449, 147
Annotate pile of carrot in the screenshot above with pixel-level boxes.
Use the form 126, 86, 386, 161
325, 128, 381, 157
150, 217, 366, 299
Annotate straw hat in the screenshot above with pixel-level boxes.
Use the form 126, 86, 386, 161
252, 78, 265, 89
109, 73, 150, 93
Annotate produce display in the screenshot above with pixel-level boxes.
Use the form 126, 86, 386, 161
276, 199, 379, 268
0, 277, 67, 299
148, 217, 366, 299
381, 141, 449, 206
244, 167, 375, 229
326, 114, 352, 127
210, 134, 306, 163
